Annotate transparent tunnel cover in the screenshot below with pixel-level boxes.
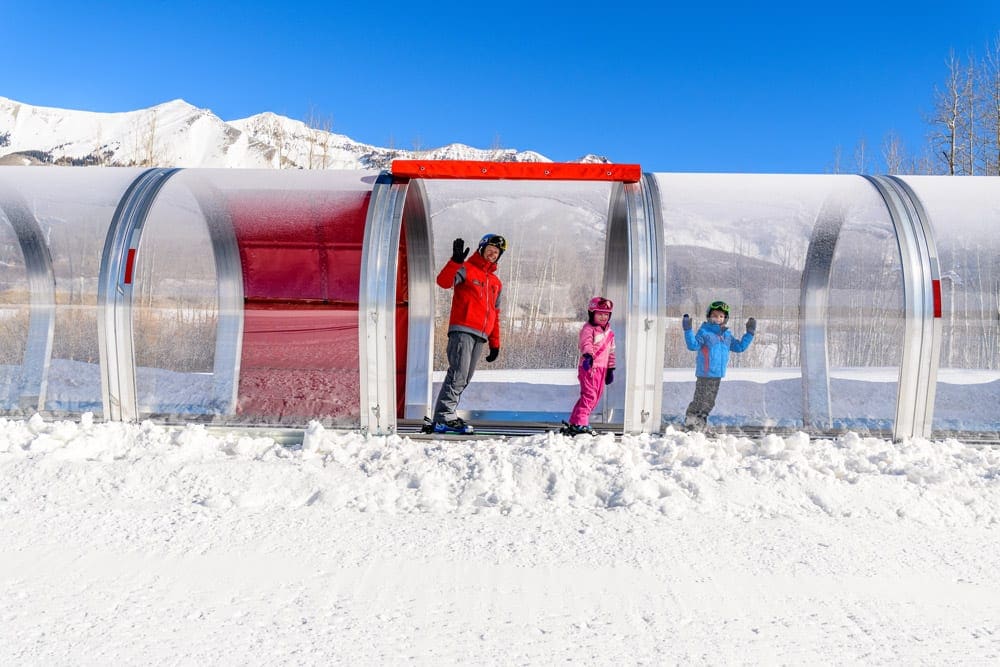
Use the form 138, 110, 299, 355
134, 169, 378, 425
0, 167, 145, 418
899, 176, 1000, 433
655, 173, 902, 431
421, 179, 616, 421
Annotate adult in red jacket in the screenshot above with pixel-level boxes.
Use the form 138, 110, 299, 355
428, 233, 506, 435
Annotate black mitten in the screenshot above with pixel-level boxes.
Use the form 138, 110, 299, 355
451, 238, 469, 263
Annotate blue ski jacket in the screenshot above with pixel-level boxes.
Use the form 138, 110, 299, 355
684, 321, 753, 378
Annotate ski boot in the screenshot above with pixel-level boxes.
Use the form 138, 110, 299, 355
432, 417, 474, 435
560, 421, 596, 436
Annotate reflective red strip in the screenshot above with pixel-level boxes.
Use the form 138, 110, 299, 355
391, 160, 642, 183
932, 278, 942, 318
123, 248, 136, 284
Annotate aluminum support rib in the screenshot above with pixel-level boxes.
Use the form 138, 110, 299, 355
359, 174, 432, 434
606, 174, 665, 433
185, 179, 245, 415
799, 198, 846, 429
0, 186, 56, 411
98, 168, 180, 421
864, 175, 941, 440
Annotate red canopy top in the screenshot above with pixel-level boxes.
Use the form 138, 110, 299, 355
391, 159, 642, 183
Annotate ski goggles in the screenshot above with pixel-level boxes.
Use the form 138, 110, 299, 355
591, 298, 613, 311
708, 301, 730, 313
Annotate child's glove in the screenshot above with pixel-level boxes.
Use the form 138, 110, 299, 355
746, 317, 756, 335
581, 353, 593, 370
451, 238, 469, 263
485, 346, 499, 362
682, 314, 692, 331
605, 367, 615, 385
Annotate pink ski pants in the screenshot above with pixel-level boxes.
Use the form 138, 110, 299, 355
569, 365, 608, 426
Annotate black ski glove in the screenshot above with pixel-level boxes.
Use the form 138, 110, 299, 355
485, 346, 499, 363
581, 353, 593, 370
605, 367, 615, 385
682, 314, 692, 331
746, 317, 756, 335
451, 238, 469, 264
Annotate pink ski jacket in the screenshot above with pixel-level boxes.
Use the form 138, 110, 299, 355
578, 322, 616, 368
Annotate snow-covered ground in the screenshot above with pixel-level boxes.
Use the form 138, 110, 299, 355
2, 413, 999, 664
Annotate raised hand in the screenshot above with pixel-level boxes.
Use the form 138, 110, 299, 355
746, 317, 757, 335
682, 314, 692, 331
451, 238, 469, 263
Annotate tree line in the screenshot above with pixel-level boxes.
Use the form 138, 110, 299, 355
836, 35, 1000, 175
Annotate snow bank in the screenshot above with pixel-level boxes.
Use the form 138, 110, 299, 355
2, 414, 998, 526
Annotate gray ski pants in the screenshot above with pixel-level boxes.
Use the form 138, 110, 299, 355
433, 331, 485, 423
685, 376, 722, 427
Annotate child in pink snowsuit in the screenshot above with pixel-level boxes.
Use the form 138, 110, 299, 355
564, 297, 616, 436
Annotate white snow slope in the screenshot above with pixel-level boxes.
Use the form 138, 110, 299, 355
2, 414, 999, 664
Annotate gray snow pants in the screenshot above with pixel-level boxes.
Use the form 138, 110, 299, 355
433, 331, 486, 423
685, 376, 722, 428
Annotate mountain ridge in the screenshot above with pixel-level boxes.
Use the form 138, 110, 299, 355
0, 96, 612, 169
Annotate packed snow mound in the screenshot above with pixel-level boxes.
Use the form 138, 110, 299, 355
2, 414, 998, 525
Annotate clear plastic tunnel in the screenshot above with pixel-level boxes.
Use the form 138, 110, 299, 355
0, 164, 997, 440
131, 169, 382, 425
896, 176, 1000, 434
0, 167, 145, 416
0, 166, 384, 426
416, 178, 621, 423
654, 174, 905, 432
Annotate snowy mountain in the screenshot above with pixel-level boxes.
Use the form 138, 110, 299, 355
0, 96, 611, 169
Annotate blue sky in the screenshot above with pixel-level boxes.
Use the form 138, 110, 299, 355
4, 1, 999, 172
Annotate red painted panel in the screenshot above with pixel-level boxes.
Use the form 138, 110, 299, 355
225, 186, 411, 422
123, 248, 136, 284
391, 159, 642, 183
238, 303, 360, 420
932, 278, 942, 318
240, 304, 358, 369
229, 191, 370, 302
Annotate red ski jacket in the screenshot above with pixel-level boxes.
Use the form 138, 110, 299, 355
436, 251, 503, 348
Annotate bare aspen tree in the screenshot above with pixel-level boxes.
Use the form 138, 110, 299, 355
853, 136, 869, 174
982, 34, 1000, 175
881, 131, 907, 174
963, 56, 978, 175
829, 145, 843, 174
128, 110, 159, 167
264, 115, 287, 168
305, 108, 334, 169
144, 110, 158, 166
930, 50, 968, 175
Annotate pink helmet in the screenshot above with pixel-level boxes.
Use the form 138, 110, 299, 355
588, 296, 613, 313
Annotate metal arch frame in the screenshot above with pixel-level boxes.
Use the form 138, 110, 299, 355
400, 180, 433, 423
0, 186, 56, 411
359, 173, 431, 434
606, 174, 665, 434
799, 197, 847, 429
178, 178, 245, 416
864, 175, 942, 440
98, 168, 181, 421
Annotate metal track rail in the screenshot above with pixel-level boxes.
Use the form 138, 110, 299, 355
164, 421, 998, 447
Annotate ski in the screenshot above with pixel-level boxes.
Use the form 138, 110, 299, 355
400, 418, 615, 440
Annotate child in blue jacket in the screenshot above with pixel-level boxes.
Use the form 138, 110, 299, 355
682, 300, 756, 431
